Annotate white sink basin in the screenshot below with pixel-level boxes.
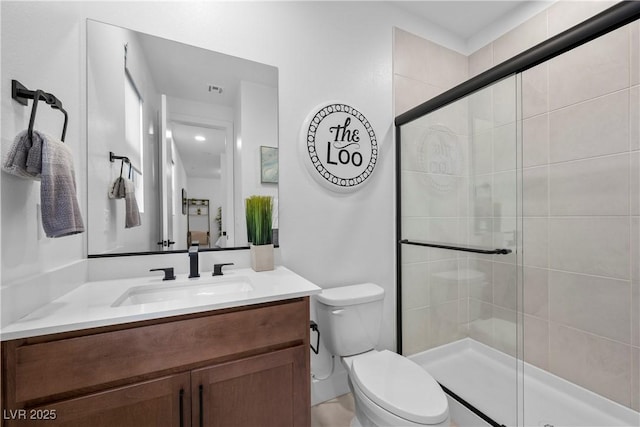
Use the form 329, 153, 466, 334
112, 276, 253, 307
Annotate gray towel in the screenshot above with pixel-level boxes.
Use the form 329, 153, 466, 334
2, 129, 43, 179
108, 177, 126, 199
3, 130, 84, 237
124, 179, 141, 228
40, 133, 85, 237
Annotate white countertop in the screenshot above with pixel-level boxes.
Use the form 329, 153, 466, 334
1, 266, 321, 341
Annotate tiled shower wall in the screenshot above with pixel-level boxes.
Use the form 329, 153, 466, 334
394, 28, 470, 355
395, 0, 639, 411
516, 19, 639, 411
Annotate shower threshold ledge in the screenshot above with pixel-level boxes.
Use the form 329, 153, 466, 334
409, 338, 639, 427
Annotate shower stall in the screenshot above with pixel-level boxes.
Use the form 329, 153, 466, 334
395, 3, 640, 426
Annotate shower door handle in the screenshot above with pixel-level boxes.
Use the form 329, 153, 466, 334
399, 239, 512, 255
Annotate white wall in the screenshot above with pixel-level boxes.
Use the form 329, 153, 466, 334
1, 2, 86, 285
235, 80, 278, 245
0, 0, 475, 403
86, 20, 160, 254
172, 144, 188, 249
240, 81, 278, 198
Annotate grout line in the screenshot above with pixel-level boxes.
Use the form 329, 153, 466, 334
544, 150, 631, 167
527, 266, 631, 283
549, 320, 635, 349
547, 85, 630, 115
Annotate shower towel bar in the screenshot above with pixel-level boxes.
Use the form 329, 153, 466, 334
109, 151, 142, 176
11, 79, 68, 142
399, 239, 511, 255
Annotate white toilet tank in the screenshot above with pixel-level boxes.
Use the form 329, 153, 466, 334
315, 283, 384, 356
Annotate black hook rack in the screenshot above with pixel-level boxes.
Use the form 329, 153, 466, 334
11, 79, 68, 142
109, 151, 142, 176
310, 320, 320, 355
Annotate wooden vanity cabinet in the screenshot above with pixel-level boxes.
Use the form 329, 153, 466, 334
194, 345, 308, 427
22, 373, 191, 427
1, 298, 311, 427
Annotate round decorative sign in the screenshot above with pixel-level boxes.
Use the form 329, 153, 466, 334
301, 102, 378, 192
418, 124, 461, 194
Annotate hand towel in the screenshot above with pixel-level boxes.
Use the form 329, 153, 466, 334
2, 129, 44, 179
108, 176, 126, 199
3, 130, 84, 237
124, 178, 141, 228
39, 133, 85, 237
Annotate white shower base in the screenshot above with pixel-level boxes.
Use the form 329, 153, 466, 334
409, 338, 639, 427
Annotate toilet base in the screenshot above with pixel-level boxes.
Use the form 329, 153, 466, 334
350, 415, 363, 427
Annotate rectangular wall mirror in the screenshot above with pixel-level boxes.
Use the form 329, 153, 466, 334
87, 20, 279, 255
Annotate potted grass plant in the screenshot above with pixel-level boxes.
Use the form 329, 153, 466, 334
245, 195, 274, 271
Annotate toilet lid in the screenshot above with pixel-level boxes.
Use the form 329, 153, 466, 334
315, 283, 384, 306
351, 350, 448, 425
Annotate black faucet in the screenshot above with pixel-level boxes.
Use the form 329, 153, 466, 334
188, 243, 200, 278
213, 263, 234, 276
150, 267, 176, 281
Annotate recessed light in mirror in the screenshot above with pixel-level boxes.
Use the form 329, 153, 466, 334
194, 135, 206, 142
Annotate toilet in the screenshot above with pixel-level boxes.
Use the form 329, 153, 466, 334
315, 283, 450, 427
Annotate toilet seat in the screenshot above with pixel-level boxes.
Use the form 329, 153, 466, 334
350, 350, 448, 425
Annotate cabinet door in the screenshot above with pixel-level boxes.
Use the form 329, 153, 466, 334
13, 373, 190, 427
192, 345, 309, 427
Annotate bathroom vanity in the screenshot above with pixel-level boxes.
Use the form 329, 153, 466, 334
1, 267, 319, 427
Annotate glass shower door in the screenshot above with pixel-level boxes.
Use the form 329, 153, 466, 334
398, 74, 522, 426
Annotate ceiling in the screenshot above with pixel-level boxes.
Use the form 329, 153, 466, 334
170, 123, 226, 179
134, 30, 277, 180
137, 31, 277, 108
392, 1, 553, 52
394, 1, 524, 40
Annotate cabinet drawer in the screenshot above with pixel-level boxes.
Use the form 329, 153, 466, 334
10, 298, 308, 403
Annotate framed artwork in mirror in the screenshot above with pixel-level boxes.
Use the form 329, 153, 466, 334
261, 146, 278, 183
182, 189, 187, 215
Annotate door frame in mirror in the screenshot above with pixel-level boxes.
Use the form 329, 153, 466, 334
168, 114, 235, 249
